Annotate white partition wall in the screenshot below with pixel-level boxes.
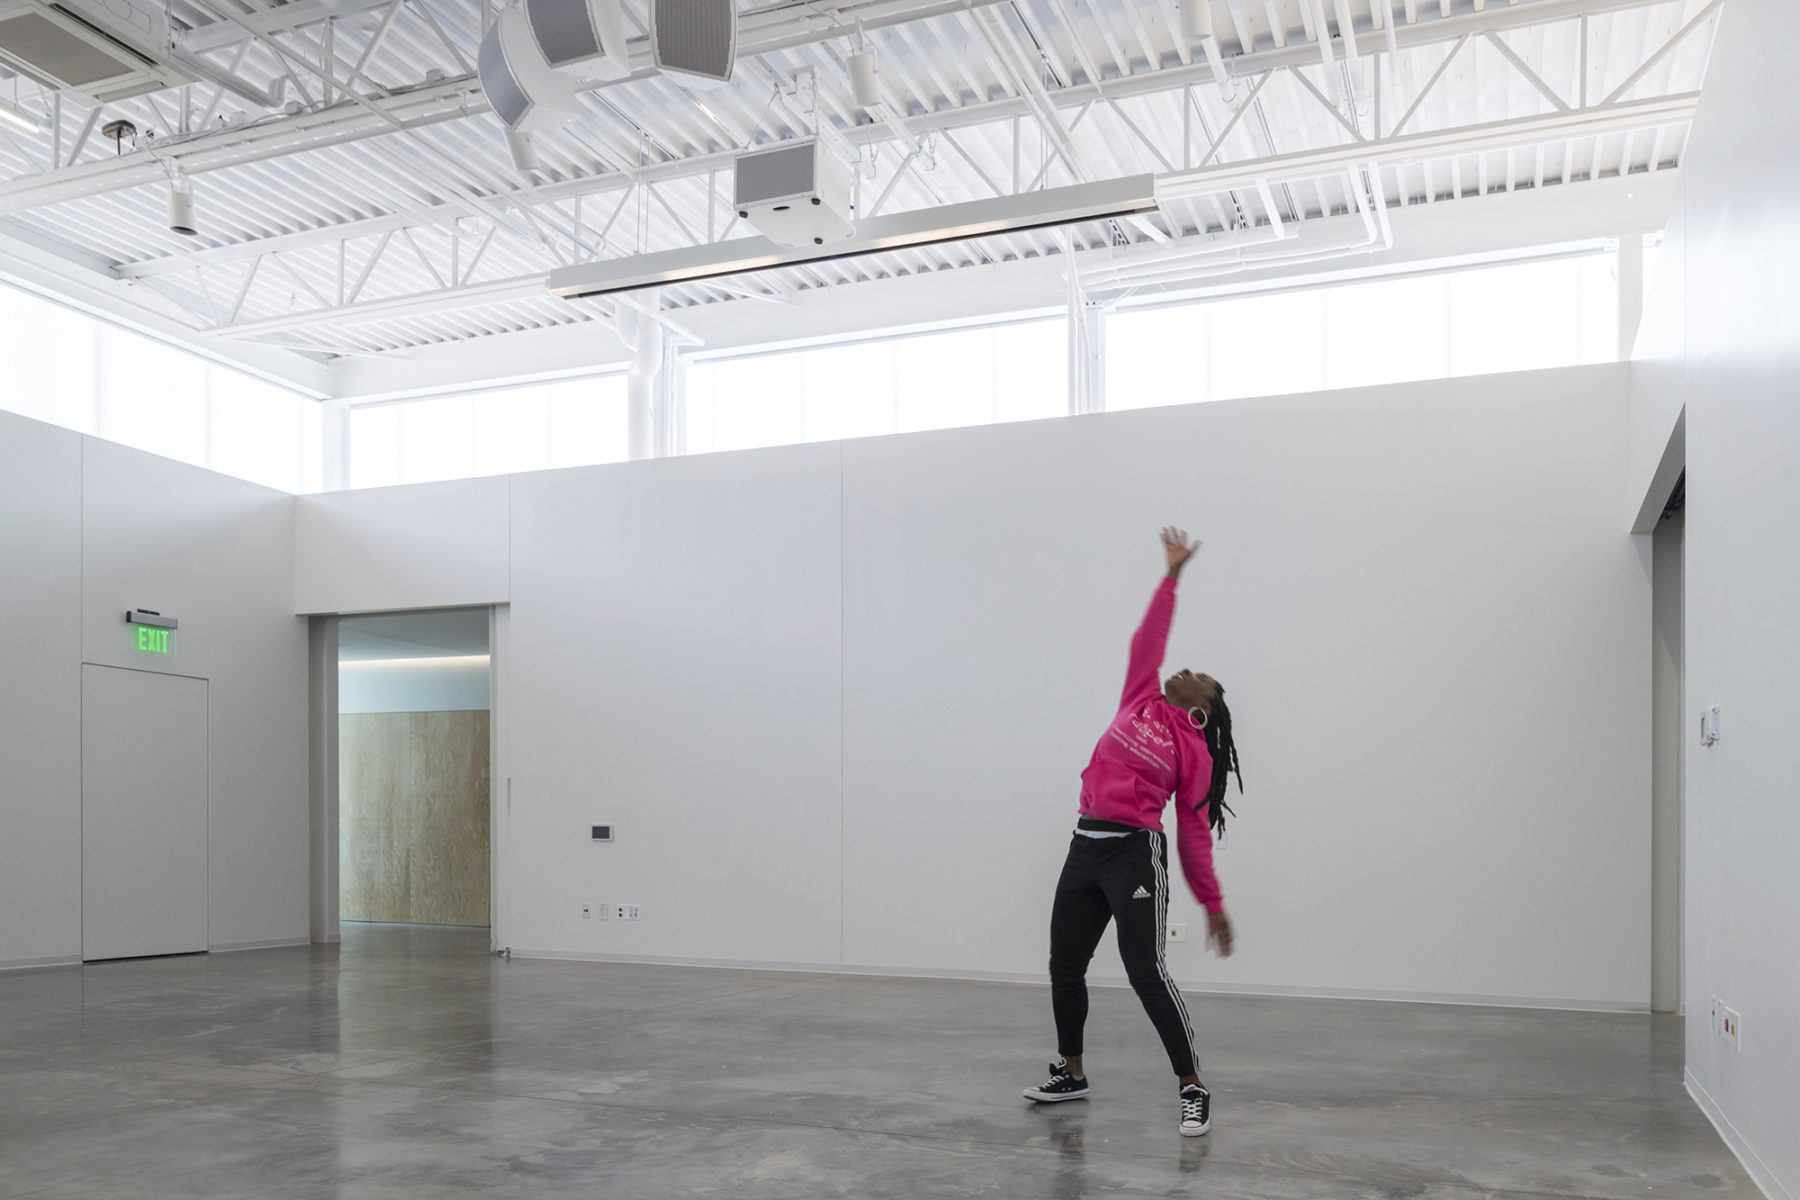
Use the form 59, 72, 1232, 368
505, 445, 845, 965
295, 476, 511, 615
0, 416, 82, 968
1633, 0, 1800, 1193
840, 367, 1649, 1003
298, 362, 1651, 1009
82, 439, 310, 953
0, 408, 310, 969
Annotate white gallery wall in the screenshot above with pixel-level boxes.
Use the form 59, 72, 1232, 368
0, 407, 310, 968
1633, 0, 1800, 1193
298, 361, 1651, 1009
0, 415, 82, 967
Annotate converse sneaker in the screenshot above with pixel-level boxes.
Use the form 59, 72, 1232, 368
1178, 1084, 1211, 1136
1022, 1059, 1090, 1102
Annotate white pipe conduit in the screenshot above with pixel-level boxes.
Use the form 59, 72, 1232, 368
167, 44, 289, 110
1077, 167, 1393, 291
617, 301, 664, 461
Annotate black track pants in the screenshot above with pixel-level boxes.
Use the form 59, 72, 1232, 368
1048, 827, 1200, 1078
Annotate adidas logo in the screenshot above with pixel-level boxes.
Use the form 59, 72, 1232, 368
1131, 886, 1152, 900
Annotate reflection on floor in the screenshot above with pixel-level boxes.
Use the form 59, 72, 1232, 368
0, 924, 1758, 1198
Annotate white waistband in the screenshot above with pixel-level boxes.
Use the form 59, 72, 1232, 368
1073, 827, 1135, 839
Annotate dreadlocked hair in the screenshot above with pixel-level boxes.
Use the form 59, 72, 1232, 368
1198, 687, 1243, 836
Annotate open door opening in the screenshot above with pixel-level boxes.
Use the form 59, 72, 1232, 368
309, 608, 497, 942
1650, 475, 1684, 1014
337, 609, 491, 932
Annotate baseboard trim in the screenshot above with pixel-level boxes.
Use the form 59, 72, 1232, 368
1686, 1070, 1792, 1200
209, 937, 311, 953
502, 949, 1647, 1013
0, 954, 81, 973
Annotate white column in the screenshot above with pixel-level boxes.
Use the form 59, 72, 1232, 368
320, 399, 350, 491
620, 305, 664, 461
1067, 262, 1105, 415
1618, 232, 1645, 361
657, 341, 686, 458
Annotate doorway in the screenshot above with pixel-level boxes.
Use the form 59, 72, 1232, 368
335, 610, 492, 931
1650, 485, 1684, 1013
81, 664, 209, 961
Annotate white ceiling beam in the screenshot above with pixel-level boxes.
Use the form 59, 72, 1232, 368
0, 0, 1679, 223
330, 168, 1675, 400
1156, 91, 1697, 200
219, 273, 549, 337
219, 75, 1697, 334
0, 224, 330, 391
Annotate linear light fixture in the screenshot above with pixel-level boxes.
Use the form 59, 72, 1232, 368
0, 98, 43, 133
546, 174, 1160, 300
339, 655, 492, 667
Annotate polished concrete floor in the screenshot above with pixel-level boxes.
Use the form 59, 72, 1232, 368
0, 925, 1758, 1200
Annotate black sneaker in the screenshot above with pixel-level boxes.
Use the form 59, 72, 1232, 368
1179, 1084, 1211, 1136
1022, 1059, 1090, 1102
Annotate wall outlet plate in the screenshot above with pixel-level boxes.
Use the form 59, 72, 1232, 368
616, 904, 640, 921
1166, 923, 1187, 943
580, 904, 592, 919
1722, 1006, 1741, 1050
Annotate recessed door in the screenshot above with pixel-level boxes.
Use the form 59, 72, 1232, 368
82, 664, 208, 961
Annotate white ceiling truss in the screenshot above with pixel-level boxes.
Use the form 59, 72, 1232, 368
0, 0, 1719, 362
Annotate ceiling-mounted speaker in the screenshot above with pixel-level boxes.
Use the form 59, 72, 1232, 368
522, 0, 630, 80
1182, 0, 1214, 41
848, 51, 880, 109
478, 5, 578, 131
651, 0, 736, 89
733, 140, 854, 248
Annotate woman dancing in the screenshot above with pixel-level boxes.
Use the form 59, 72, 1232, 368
1023, 527, 1243, 1137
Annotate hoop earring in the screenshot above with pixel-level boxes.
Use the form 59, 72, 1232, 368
1187, 707, 1208, 731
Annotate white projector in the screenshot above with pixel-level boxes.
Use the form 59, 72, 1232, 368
733, 141, 854, 248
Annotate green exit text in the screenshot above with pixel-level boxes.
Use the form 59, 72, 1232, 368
136, 626, 175, 654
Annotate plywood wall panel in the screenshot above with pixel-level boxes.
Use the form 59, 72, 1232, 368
340, 711, 489, 926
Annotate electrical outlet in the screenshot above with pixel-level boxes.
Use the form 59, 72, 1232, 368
1722, 1006, 1742, 1050
616, 904, 640, 921
1166, 923, 1187, 943
595, 903, 608, 920
580, 904, 592, 919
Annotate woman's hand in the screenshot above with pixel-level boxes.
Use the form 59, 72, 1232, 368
1161, 527, 1201, 578
1207, 910, 1234, 958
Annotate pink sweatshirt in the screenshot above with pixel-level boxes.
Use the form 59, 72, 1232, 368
1078, 577, 1224, 913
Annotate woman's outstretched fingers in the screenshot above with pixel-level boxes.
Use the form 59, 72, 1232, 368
1208, 911, 1234, 958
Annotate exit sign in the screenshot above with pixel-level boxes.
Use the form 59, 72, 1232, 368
126, 609, 179, 656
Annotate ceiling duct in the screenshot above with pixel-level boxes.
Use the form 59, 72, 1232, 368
0, 0, 285, 107
0, 0, 190, 104
650, 0, 735, 89
548, 174, 1160, 298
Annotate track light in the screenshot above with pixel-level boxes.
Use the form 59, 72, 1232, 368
1183, 0, 1214, 42
0, 98, 42, 133
168, 183, 198, 236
